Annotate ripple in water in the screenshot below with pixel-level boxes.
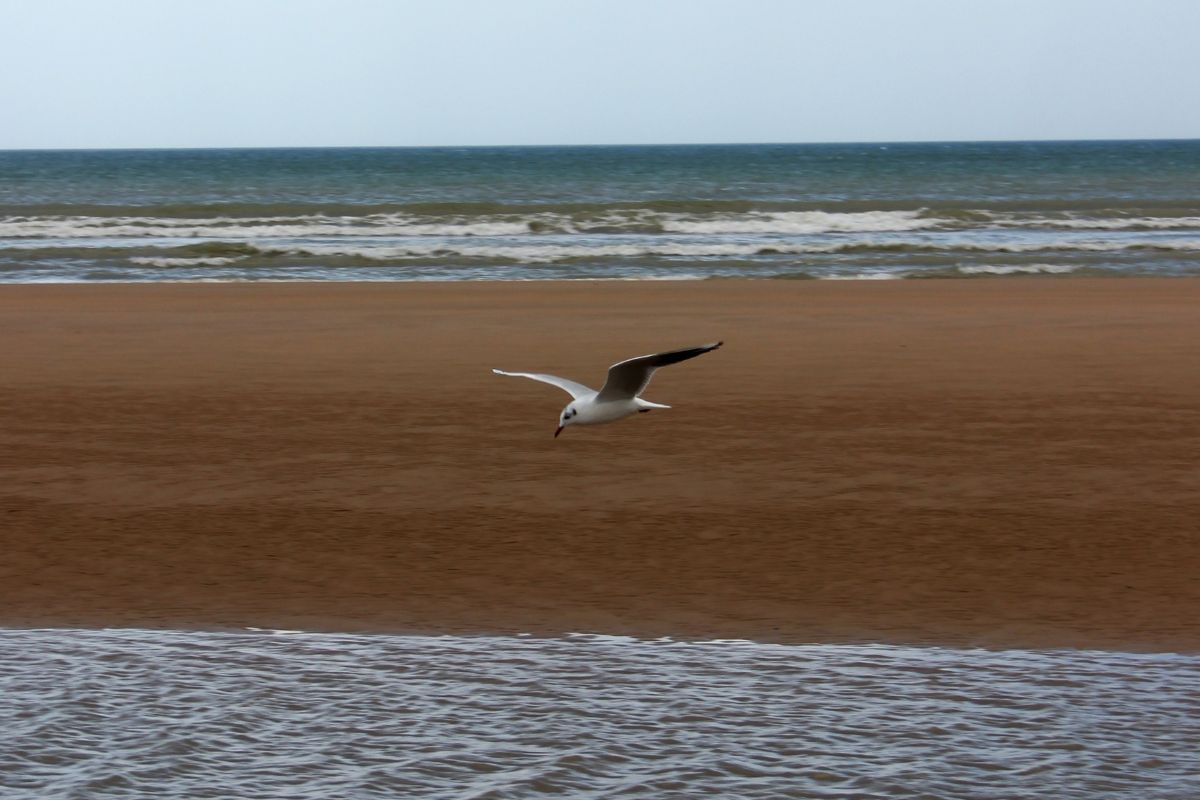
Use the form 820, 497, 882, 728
0, 629, 1197, 799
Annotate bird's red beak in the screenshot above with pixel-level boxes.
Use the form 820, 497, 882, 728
554, 426, 564, 438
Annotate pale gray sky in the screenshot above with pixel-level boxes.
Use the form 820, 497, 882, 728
2, 0, 1198, 148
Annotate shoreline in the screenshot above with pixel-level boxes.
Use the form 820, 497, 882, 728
4, 625, 1197, 658
1, 271, 1196, 286
3, 278, 1198, 652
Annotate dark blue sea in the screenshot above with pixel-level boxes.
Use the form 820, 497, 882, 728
1, 140, 1199, 282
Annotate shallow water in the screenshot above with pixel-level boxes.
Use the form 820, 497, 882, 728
3, 141, 1200, 282
1, 629, 1197, 799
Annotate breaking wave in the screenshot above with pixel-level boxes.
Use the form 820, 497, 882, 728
4, 199, 1200, 282
8, 237, 1199, 264
6, 204, 1200, 243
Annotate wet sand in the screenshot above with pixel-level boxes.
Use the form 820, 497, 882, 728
2, 279, 1198, 651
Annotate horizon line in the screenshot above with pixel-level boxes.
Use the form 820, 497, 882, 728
2, 136, 1198, 153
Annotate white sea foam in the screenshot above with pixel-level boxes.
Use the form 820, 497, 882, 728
265, 236, 1200, 261
0, 214, 535, 240
26, 237, 1196, 267
957, 263, 1081, 275
1045, 238, 1200, 252
6, 209, 1200, 246
5, 204, 1200, 283
861, 237, 1200, 254
590, 274, 709, 282
659, 209, 941, 234
280, 241, 789, 262
999, 214, 1200, 231
818, 272, 903, 280
128, 256, 239, 268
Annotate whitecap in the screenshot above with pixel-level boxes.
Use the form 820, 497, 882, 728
128, 256, 239, 268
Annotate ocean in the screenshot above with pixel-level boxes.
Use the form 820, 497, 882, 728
2, 629, 1197, 799
1, 140, 1199, 282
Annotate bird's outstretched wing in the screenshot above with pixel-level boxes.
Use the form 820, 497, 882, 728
492, 369, 595, 400
596, 341, 723, 401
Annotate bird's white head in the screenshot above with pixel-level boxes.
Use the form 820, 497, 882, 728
555, 403, 580, 438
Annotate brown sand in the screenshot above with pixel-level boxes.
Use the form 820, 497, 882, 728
2, 279, 1198, 651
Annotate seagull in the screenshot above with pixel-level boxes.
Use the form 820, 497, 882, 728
494, 341, 723, 437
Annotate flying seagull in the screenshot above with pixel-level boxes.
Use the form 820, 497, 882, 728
494, 341, 723, 437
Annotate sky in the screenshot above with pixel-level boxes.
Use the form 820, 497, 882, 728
2, 0, 1198, 149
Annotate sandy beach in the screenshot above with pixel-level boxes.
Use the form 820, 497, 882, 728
2, 278, 1197, 651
